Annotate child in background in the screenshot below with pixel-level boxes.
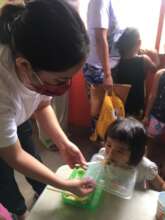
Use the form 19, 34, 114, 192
91, 117, 165, 190
112, 27, 157, 117
144, 68, 165, 137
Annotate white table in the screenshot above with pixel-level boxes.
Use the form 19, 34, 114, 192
27, 165, 159, 220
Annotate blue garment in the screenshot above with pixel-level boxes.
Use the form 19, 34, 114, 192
83, 63, 104, 85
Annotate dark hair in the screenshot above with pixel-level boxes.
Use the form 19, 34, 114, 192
0, 0, 89, 72
116, 27, 140, 57
105, 117, 146, 166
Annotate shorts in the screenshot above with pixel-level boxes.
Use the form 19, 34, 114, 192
83, 63, 104, 85
147, 115, 165, 137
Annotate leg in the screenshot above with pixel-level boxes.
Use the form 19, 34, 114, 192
83, 63, 104, 134
0, 158, 27, 217
90, 84, 105, 118
89, 84, 105, 135
147, 137, 165, 179
17, 120, 46, 195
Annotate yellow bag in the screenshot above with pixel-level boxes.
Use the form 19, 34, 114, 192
111, 94, 125, 118
90, 91, 125, 141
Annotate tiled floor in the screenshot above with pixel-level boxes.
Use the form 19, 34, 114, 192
15, 125, 100, 211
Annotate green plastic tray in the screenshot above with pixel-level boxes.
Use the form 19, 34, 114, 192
62, 166, 103, 209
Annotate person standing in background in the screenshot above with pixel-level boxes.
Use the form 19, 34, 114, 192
83, 0, 123, 134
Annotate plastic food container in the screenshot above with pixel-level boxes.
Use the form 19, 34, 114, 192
103, 163, 137, 199
84, 161, 137, 199
62, 165, 103, 209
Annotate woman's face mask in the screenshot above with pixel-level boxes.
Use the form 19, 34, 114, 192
30, 72, 71, 96
16, 57, 84, 96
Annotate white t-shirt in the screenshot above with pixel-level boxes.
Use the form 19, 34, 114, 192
0, 45, 51, 147
91, 148, 158, 183
86, 0, 122, 68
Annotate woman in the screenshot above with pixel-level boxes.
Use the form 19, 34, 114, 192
0, 1, 95, 219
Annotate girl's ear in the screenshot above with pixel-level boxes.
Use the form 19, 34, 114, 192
137, 39, 141, 48
134, 39, 141, 54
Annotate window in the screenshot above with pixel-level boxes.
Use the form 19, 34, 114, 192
79, 0, 164, 51
112, 0, 162, 49
159, 16, 165, 54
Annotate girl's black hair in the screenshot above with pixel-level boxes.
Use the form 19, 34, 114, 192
0, 0, 89, 72
105, 117, 146, 166
116, 27, 140, 57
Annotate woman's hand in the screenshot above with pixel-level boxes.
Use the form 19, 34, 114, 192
65, 177, 96, 197
59, 142, 87, 168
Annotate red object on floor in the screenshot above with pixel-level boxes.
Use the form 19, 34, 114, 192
68, 70, 90, 127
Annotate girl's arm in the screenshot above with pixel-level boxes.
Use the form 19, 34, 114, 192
142, 49, 160, 68
150, 174, 165, 191
144, 69, 164, 120
95, 28, 113, 89
143, 54, 157, 75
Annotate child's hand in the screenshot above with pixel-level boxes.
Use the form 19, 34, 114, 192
65, 177, 96, 197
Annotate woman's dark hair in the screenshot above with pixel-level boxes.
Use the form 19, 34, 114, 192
105, 117, 146, 166
116, 27, 140, 57
0, 0, 89, 72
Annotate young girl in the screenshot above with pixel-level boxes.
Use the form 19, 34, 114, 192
91, 117, 165, 190
112, 27, 157, 117
144, 69, 165, 137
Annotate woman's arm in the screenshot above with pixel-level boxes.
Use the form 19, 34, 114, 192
95, 28, 113, 89
0, 141, 95, 196
34, 101, 69, 150
34, 103, 86, 167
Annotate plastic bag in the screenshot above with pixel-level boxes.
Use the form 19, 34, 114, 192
90, 91, 125, 141
104, 163, 137, 199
